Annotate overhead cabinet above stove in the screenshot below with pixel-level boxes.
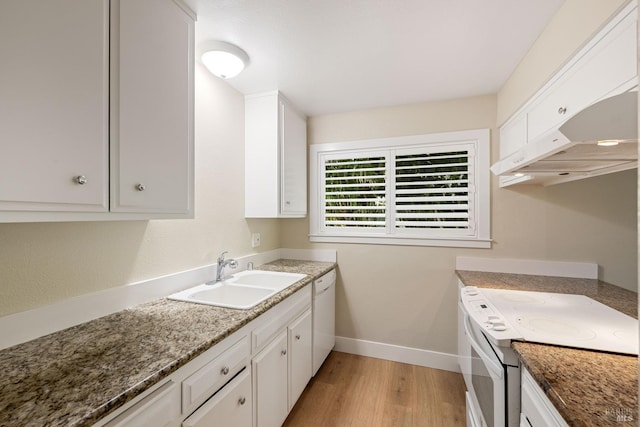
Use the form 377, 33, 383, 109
494, 1, 638, 187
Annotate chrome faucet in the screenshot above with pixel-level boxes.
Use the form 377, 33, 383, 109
215, 251, 238, 282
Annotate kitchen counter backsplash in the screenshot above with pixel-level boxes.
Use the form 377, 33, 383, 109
0, 259, 336, 427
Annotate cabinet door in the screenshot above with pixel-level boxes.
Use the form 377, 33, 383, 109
499, 114, 527, 160
288, 309, 312, 409
521, 368, 569, 427
253, 330, 288, 427
280, 99, 307, 216
526, 9, 637, 143
111, 0, 194, 214
182, 370, 252, 427
0, 0, 109, 212
104, 380, 180, 427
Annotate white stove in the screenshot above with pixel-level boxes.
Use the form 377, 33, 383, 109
461, 286, 639, 355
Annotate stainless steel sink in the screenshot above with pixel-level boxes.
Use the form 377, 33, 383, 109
168, 270, 306, 309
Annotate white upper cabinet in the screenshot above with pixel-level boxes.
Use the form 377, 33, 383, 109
0, 0, 109, 213
245, 91, 307, 218
499, 114, 527, 160
110, 0, 194, 214
0, 0, 194, 222
497, 2, 637, 171
526, 7, 637, 143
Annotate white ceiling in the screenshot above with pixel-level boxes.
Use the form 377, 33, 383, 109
184, 0, 565, 117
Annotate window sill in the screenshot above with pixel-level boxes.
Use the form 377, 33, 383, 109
309, 234, 492, 248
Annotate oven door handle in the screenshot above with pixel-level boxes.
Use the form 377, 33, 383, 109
463, 314, 504, 379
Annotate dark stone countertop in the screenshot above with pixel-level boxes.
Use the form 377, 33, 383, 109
0, 260, 336, 427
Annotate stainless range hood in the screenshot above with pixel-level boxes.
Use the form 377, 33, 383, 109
491, 91, 638, 186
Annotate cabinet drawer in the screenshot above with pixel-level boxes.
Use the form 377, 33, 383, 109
104, 380, 180, 427
527, 10, 637, 142
182, 336, 249, 414
182, 369, 252, 427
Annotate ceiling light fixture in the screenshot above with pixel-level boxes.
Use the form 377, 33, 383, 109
201, 41, 249, 79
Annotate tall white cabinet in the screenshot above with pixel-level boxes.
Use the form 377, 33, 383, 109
245, 91, 307, 218
110, 0, 193, 214
0, 0, 110, 213
0, 0, 195, 222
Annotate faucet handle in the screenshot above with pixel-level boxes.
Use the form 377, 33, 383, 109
229, 259, 238, 269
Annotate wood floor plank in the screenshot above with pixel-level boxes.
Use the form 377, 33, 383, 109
283, 352, 466, 427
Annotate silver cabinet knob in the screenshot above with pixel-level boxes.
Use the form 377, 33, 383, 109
557, 106, 567, 115
295, 334, 301, 340
238, 396, 246, 405
136, 183, 146, 191
281, 349, 287, 356
221, 366, 229, 375
75, 175, 88, 185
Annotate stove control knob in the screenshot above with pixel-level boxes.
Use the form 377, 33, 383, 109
488, 318, 504, 325
493, 325, 507, 332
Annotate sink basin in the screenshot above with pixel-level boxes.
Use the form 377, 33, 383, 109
229, 270, 307, 291
168, 270, 306, 309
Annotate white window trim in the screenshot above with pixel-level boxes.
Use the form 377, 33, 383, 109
309, 129, 492, 248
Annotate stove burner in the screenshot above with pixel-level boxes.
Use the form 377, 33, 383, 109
516, 316, 597, 341
474, 288, 639, 355
494, 292, 545, 304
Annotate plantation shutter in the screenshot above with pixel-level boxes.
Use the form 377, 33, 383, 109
310, 130, 489, 247
394, 146, 475, 234
321, 152, 387, 230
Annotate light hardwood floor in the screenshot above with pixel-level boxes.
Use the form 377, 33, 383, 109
283, 351, 467, 427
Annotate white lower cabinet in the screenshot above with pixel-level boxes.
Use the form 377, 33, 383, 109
181, 336, 249, 416
104, 380, 181, 427
182, 369, 252, 427
253, 330, 289, 427
252, 308, 313, 427
252, 288, 313, 427
288, 309, 312, 410
96, 283, 317, 427
520, 367, 569, 427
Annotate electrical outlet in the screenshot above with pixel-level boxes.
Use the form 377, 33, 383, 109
251, 233, 261, 248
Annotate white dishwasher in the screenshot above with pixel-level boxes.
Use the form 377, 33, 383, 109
312, 269, 336, 375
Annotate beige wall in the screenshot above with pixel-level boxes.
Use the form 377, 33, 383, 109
497, 0, 629, 125
281, 94, 637, 355
0, 65, 281, 317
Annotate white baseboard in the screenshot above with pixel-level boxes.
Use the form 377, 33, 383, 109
334, 336, 460, 373
455, 256, 598, 279
0, 248, 334, 350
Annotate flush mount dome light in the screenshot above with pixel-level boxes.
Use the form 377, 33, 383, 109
201, 41, 249, 79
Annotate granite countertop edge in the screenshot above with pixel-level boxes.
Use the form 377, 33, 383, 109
0, 259, 336, 427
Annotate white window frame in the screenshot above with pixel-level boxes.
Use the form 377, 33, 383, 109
309, 129, 491, 248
